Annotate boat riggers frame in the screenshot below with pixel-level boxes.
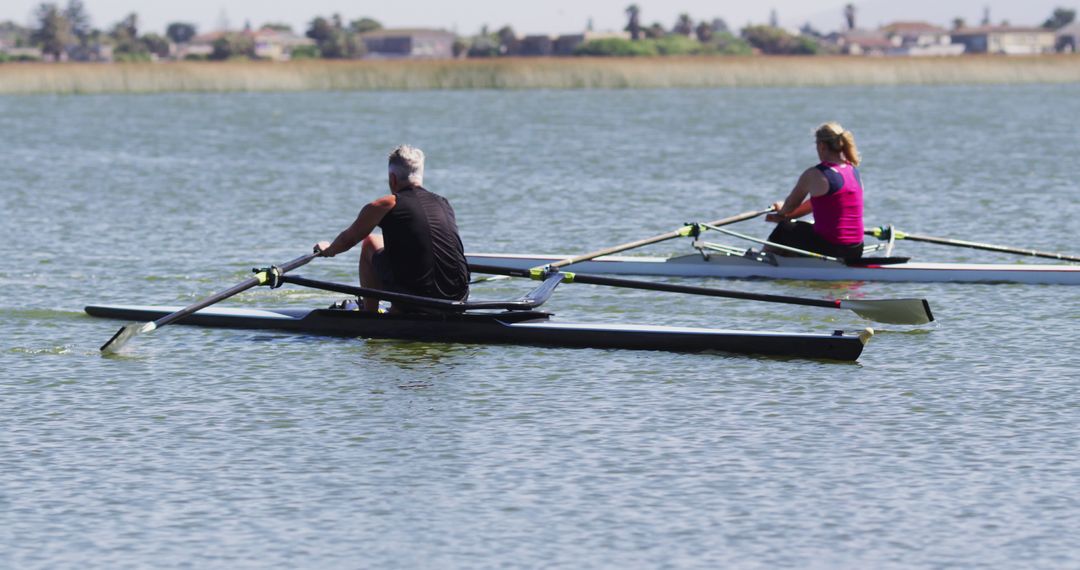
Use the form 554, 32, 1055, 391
866, 225, 1080, 263
280, 273, 565, 312
469, 264, 935, 326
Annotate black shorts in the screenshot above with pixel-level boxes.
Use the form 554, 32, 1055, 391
370, 249, 469, 312
767, 220, 863, 262
371, 248, 397, 290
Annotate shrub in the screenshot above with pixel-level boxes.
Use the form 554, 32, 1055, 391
741, 25, 822, 55
290, 44, 320, 60
705, 32, 753, 55
653, 35, 702, 55
574, 38, 659, 57
113, 51, 152, 63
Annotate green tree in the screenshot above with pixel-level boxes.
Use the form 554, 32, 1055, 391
452, 37, 469, 57
112, 12, 137, 42
844, 3, 856, 30
261, 22, 293, 32
63, 0, 90, 42
165, 22, 197, 44
350, 17, 382, 34
306, 16, 344, 58
210, 33, 254, 60
110, 13, 149, 61
673, 13, 693, 36
644, 22, 666, 39
496, 25, 516, 53
141, 32, 169, 57
741, 25, 820, 54
695, 21, 713, 43
624, 5, 641, 40
1042, 8, 1076, 29
32, 3, 73, 61
304, 15, 364, 58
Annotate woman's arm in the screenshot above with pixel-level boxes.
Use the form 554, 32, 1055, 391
767, 168, 827, 221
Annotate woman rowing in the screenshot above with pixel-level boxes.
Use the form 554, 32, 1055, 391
765, 122, 864, 262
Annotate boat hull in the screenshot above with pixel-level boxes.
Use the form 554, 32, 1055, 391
467, 253, 1080, 285
85, 305, 871, 361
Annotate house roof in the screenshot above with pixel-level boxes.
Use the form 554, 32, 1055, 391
1056, 22, 1080, 36
952, 25, 1055, 36
359, 28, 454, 39
839, 29, 894, 48
881, 21, 947, 35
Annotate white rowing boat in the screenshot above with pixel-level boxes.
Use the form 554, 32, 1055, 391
467, 252, 1080, 285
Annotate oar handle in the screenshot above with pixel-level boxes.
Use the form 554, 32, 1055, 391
546, 208, 775, 270
153, 252, 318, 328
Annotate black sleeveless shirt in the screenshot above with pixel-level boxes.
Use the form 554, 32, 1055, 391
377, 186, 469, 300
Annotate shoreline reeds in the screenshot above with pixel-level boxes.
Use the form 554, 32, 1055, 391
3, 55, 1080, 95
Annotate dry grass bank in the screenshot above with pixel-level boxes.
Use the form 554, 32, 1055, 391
3, 56, 1080, 94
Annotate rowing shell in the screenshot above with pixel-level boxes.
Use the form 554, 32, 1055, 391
467, 253, 1080, 285
85, 305, 873, 361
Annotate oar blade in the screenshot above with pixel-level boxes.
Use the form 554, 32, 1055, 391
100, 321, 157, 354
840, 298, 934, 325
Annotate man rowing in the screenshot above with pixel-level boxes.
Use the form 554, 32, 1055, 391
314, 145, 469, 312
765, 122, 865, 262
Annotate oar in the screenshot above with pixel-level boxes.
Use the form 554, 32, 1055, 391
470, 208, 774, 284
100, 253, 318, 354
469, 263, 935, 325
546, 207, 775, 270
867, 226, 1080, 263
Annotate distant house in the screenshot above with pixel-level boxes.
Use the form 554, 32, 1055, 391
68, 42, 113, 62
880, 22, 965, 56
950, 26, 1056, 55
831, 29, 893, 55
554, 31, 631, 56
181, 31, 224, 59
516, 35, 556, 56
1057, 22, 1080, 52
176, 27, 312, 61
1, 46, 43, 60
252, 28, 314, 61
359, 28, 455, 59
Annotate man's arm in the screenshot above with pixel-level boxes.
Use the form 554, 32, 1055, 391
315, 195, 396, 257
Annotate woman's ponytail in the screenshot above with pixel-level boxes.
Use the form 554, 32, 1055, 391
815, 122, 860, 167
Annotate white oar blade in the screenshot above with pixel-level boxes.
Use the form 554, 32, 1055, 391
100, 321, 157, 354
840, 299, 934, 325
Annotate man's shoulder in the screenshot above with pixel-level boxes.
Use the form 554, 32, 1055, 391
370, 194, 397, 211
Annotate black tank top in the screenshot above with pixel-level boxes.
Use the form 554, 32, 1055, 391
377, 186, 469, 300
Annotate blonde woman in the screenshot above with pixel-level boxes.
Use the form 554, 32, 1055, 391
765, 122, 865, 262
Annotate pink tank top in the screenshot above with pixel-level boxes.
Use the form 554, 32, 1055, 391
810, 161, 864, 246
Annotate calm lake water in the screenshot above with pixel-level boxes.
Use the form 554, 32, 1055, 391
2, 85, 1079, 568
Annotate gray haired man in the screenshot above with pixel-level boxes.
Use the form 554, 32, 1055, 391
314, 145, 469, 312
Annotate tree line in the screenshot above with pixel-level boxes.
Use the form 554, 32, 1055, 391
3, 1, 1077, 63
